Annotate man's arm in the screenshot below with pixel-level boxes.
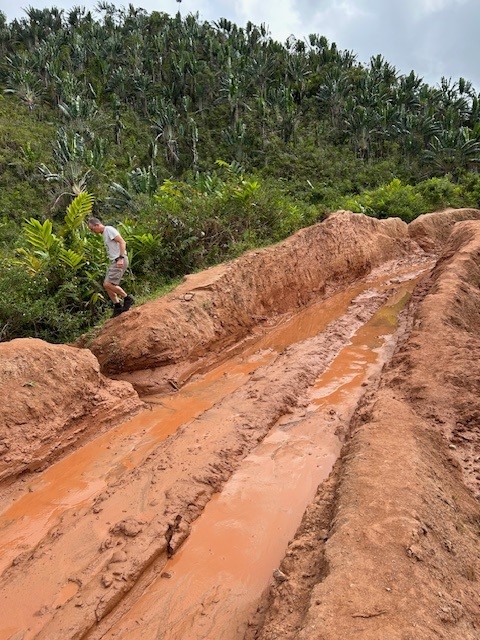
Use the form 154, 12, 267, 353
113, 235, 127, 261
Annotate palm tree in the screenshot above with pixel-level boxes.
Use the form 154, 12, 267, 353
424, 127, 480, 178
3, 54, 44, 110
151, 100, 183, 167
316, 68, 351, 132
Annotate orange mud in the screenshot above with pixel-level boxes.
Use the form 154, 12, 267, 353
1, 210, 480, 640
97, 279, 417, 640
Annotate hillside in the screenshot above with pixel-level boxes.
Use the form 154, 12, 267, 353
3, 6, 480, 344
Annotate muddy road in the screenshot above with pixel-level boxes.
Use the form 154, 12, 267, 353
1, 210, 479, 640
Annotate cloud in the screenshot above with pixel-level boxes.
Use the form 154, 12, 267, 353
233, 0, 302, 41
418, 0, 469, 14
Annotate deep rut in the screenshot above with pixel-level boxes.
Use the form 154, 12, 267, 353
0, 256, 431, 640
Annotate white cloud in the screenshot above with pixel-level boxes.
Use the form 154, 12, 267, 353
233, 0, 301, 42
415, 0, 469, 17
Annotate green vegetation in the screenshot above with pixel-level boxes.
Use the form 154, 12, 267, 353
1, 6, 480, 343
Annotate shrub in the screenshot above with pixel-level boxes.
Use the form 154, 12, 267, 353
337, 178, 426, 221
0, 262, 100, 343
456, 172, 480, 208
416, 176, 464, 211
152, 165, 317, 276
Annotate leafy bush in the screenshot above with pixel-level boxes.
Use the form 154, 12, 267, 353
152, 163, 317, 275
334, 174, 480, 221
456, 172, 480, 208
0, 262, 99, 343
337, 178, 427, 221
416, 176, 464, 211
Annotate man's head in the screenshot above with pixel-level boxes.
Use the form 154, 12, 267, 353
87, 217, 103, 233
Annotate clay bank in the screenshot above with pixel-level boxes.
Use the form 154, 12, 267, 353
0, 209, 479, 640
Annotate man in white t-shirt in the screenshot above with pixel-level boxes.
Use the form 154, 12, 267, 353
87, 217, 134, 317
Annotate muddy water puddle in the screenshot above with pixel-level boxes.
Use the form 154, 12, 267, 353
0, 265, 424, 573
0, 263, 427, 640
101, 417, 340, 640
97, 278, 418, 640
308, 287, 412, 413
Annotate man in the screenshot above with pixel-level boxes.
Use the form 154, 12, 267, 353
87, 217, 134, 317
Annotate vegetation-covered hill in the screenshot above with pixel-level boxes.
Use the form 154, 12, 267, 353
1, 4, 480, 343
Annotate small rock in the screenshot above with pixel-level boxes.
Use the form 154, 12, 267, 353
406, 544, 424, 561
99, 537, 115, 551
110, 550, 127, 563
161, 571, 173, 579
101, 574, 113, 588
183, 293, 194, 301
273, 569, 287, 582
111, 518, 143, 537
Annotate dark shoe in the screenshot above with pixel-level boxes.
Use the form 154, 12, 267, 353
123, 295, 135, 311
112, 303, 123, 317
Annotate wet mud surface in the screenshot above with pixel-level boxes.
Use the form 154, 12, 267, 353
1, 211, 480, 640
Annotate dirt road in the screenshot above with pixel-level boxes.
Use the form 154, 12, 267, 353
1, 210, 479, 639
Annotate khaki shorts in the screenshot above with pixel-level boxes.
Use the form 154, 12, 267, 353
105, 257, 128, 285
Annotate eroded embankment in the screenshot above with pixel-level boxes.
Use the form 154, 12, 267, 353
408, 206, 480, 252
83, 211, 416, 394
0, 340, 144, 486
250, 221, 480, 640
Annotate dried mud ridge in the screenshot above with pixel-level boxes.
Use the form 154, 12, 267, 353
0, 209, 479, 640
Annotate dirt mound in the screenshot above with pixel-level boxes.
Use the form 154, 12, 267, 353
253, 221, 480, 639
408, 207, 480, 252
84, 211, 416, 394
0, 338, 144, 485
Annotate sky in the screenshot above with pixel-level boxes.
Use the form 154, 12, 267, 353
2, 0, 480, 90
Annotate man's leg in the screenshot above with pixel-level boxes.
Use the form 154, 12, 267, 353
103, 280, 127, 303
104, 262, 129, 316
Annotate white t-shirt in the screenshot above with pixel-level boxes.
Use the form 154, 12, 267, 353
102, 225, 121, 261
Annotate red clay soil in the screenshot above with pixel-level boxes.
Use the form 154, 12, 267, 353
248, 219, 480, 640
0, 339, 143, 486
408, 206, 480, 252
0, 209, 479, 640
